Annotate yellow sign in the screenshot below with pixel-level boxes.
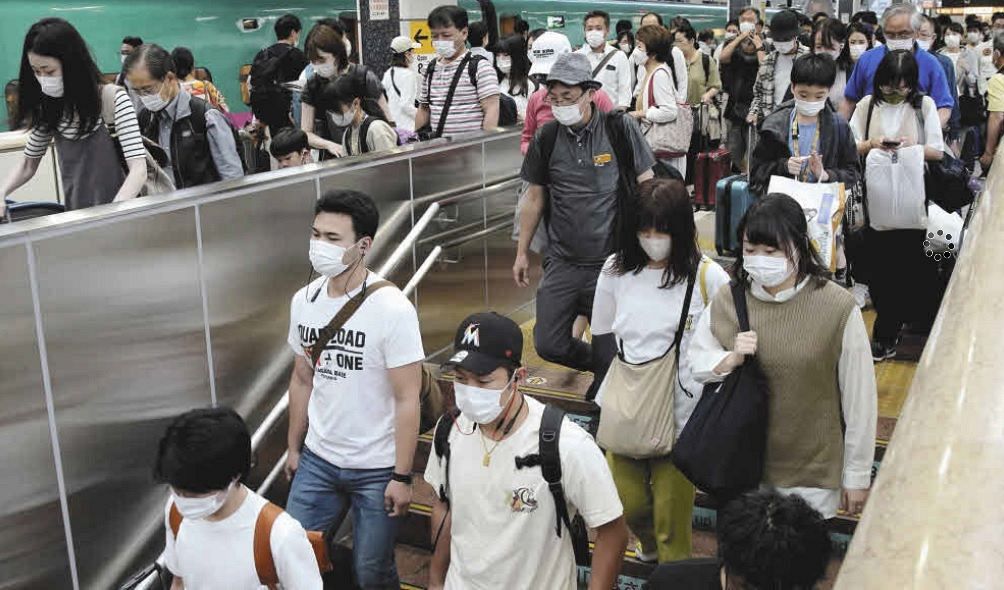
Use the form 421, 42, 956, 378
409, 21, 434, 54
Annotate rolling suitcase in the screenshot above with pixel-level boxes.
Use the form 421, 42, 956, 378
693, 105, 731, 210
714, 127, 757, 256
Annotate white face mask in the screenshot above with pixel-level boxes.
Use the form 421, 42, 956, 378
744, 254, 793, 287
631, 47, 648, 66
967, 32, 982, 45
140, 92, 169, 112
433, 39, 457, 60
496, 56, 512, 74
699, 42, 713, 55
794, 97, 826, 117
314, 61, 336, 79
309, 239, 355, 277
774, 40, 796, 54
330, 107, 355, 128
638, 235, 671, 262
916, 39, 932, 51
822, 45, 843, 59
944, 34, 961, 49
120, 54, 128, 64
585, 30, 606, 49
849, 44, 867, 59
36, 75, 64, 98
725, 31, 738, 41
173, 483, 233, 520
739, 21, 756, 35
552, 100, 585, 127
454, 376, 514, 424
885, 38, 914, 52
619, 43, 632, 53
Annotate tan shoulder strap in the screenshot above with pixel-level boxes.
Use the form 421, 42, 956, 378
309, 279, 395, 367
99, 83, 121, 128
698, 257, 711, 305
168, 502, 183, 538
254, 501, 283, 589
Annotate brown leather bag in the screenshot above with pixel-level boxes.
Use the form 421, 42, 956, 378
168, 501, 333, 587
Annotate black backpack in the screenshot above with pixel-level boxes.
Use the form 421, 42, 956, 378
249, 45, 292, 99
433, 404, 591, 566
421, 53, 518, 137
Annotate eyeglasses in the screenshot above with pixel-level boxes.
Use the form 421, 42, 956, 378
884, 29, 915, 41
132, 82, 164, 97
544, 92, 585, 107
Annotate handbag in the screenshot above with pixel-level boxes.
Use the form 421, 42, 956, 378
925, 150, 974, 212
595, 270, 696, 459
767, 176, 847, 272
100, 84, 176, 197
670, 281, 769, 502
639, 67, 693, 157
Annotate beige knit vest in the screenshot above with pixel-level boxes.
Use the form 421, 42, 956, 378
710, 280, 856, 489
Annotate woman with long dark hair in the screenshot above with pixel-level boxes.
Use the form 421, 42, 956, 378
812, 18, 852, 113
846, 22, 874, 66
690, 193, 877, 521
592, 179, 729, 563
1, 18, 146, 216
494, 34, 535, 120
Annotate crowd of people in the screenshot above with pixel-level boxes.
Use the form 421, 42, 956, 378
3, 3, 1003, 589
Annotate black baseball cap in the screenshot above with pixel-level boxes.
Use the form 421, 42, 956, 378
442, 312, 523, 375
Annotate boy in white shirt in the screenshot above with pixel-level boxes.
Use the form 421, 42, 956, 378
285, 189, 425, 588
156, 407, 322, 589
425, 312, 628, 590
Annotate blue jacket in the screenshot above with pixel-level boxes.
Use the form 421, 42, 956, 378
845, 44, 955, 110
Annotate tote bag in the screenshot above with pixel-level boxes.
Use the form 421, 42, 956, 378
670, 281, 769, 502
596, 271, 696, 459
767, 175, 847, 271
639, 67, 693, 157
864, 144, 927, 230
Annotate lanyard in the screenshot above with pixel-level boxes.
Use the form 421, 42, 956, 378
790, 111, 821, 181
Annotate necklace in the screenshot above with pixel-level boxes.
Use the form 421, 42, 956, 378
478, 394, 525, 467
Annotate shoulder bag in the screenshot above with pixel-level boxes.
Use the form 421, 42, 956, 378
100, 84, 176, 197
639, 67, 693, 157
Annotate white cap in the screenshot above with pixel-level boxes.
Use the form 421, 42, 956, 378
529, 32, 573, 76
391, 36, 421, 54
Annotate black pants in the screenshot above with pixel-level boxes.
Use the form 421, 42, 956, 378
533, 257, 599, 372
866, 228, 945, 342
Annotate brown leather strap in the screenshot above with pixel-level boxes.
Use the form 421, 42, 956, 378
309, 279, 394, 368
168, 502, 183, 538
254, 502, 283, 588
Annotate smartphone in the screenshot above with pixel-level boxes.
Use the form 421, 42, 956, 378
881, 139, 902, 148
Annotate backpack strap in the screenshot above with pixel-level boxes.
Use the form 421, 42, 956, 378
391, 67, 401, 96
99, 84, 120, 129
538, 404, 570, 538
698, 257, 711, 305
537, 120, 562, 186
254, 502, 283, 590
309, 280, 394, 368
432, 53, 473, 138
358, 117, 374, 154
467, 54, 484, 90
433, 410, 459, 504
168, 502, 183, 538
591, 49, 619, 79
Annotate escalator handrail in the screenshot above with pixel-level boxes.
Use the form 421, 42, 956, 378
377, 202, 440, 279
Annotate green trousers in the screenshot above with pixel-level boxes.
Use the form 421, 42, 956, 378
606, 452, 695, 563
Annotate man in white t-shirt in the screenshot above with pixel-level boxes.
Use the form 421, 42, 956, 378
577, 10, 633, 108
285, 189, 425, 588
156, 407, 322, 589
425, 312, 628, 590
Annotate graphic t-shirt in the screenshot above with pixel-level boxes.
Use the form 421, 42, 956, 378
287, 274, 425, 469
424, 397, 623, 590
163, 488, 322, 589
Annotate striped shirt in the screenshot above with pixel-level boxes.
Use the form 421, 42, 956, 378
24, 88, 145, 162
419, 50, 500, 136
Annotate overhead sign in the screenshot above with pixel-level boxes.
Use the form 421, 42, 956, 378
370, 0, 389, 21
409, 21, 433, 54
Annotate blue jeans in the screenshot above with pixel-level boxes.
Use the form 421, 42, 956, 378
286, 447, 400, 589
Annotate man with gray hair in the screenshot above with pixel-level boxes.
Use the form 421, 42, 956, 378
514, 52, 655, 380
841, 4, 954, 125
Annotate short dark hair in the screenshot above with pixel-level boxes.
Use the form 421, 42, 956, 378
269, 127, 308, 158
514, 18, 530, 35
636, 24, 673, 64
322, 70, 387, 120
616, 19, 633, 35
154, 407, 251, 493
125, 43, 176, 81
171, 47, 195, 80
718, 490, 832, 589
428, 5, 469, 31
676, 23, 697, 43
669, 16, 690, 32
315, 189, 380, 240
612, 178, 700, 288
946, 22, 964, 35
584, 10, 610, 27
698, 29, 715, 44
735, 193, 828, 287
726, 19, 740, 29
791, 53, 837, 87
873, 49, 921, 107
852, 10, 878, 26
771, 10, 801, 41
641, 12, 664, 26
275, 14, 302, 40
529, 28, 547, 42
812, 11, 830, 22
122, 36, 143, 48
469, 21, 489, 46
993, 11, 1004, 23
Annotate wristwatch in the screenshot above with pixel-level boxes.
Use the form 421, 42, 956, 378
391, 472, 413, 484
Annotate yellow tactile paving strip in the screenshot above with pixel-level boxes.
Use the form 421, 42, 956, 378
519, 308, 915, 422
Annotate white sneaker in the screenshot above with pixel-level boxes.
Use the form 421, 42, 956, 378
851, 283, 871, 309
635, 542, 658, 563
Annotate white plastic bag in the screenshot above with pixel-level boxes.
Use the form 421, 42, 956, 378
924, 203, 963, 261
864, 145, 927, 231
767, 175, 847, 271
